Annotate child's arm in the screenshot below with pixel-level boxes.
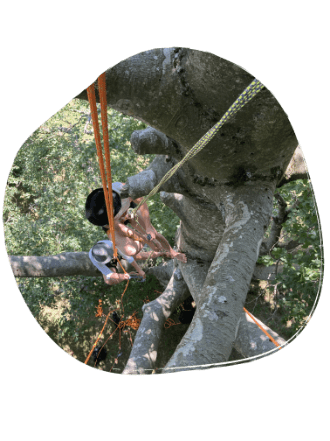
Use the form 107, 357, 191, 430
135, 250, 169, 260
103, 271, 130, 286
115, 220, 146, 243
133, 198, 156, 240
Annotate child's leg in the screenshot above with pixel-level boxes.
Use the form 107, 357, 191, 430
153, 230, 187, 263
135, 250, 167, 260
103, 272, 130, 286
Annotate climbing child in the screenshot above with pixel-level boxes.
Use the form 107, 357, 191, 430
85, 182, 186, 285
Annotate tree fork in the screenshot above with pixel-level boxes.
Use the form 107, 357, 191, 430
164, 180, 276, 371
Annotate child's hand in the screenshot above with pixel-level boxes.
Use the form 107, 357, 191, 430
137, 269, 146, 279
129, 271, 146, 280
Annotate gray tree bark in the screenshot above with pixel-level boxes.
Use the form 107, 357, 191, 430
8, 253, 138, 278
8, 251, 285, 281
9, 253, 100, 277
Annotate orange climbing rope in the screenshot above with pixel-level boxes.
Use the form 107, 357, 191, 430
87, 73, 117, 259
84, 73, 133, 365
164, 318, 181, 329
84, 307, 115, 365
90, 303, 141, 366
243, 307, 281, 349
87, 74, 138, 276
95, 299, 103, 317
85, 278, 130, 365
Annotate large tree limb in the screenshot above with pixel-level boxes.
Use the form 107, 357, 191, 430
121, 155, 185, 200
76, 48, 298, 185
9, 252, 286, 368
9, 252, 134, 277
8, 252, 284, 282
123, 265, 190, 374
130, 127, 182, 160
9, 252, 100, 277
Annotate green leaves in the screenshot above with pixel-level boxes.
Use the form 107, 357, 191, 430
259, 255, 274, 267
258, 178, 323, 336
4, 98, 180, 340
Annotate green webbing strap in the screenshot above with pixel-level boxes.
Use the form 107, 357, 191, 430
132, 78, 264, 215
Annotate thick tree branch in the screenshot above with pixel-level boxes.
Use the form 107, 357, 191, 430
123, 265, 190, 374
9, 253, 136, 277
146, 260, 175, 288
124, 261, 286, 373
130, 127, 181, 160
121, 155, 185, 199
8, 251, 293, 284
9, 253, 100, 277
77, 48, 298, 186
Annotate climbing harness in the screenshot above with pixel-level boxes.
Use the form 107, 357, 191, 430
131, 78, 264, 216
89, 240, 135, 279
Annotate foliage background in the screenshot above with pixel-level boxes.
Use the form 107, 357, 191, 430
3, 99, 182, 368
3, 98, 323, 367
256, 179, 323, 337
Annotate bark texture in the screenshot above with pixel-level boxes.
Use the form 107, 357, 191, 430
123, 265, 190, 374
9, 253, 132, 277
9, 253, 100, 277
77, 48, 297, 186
